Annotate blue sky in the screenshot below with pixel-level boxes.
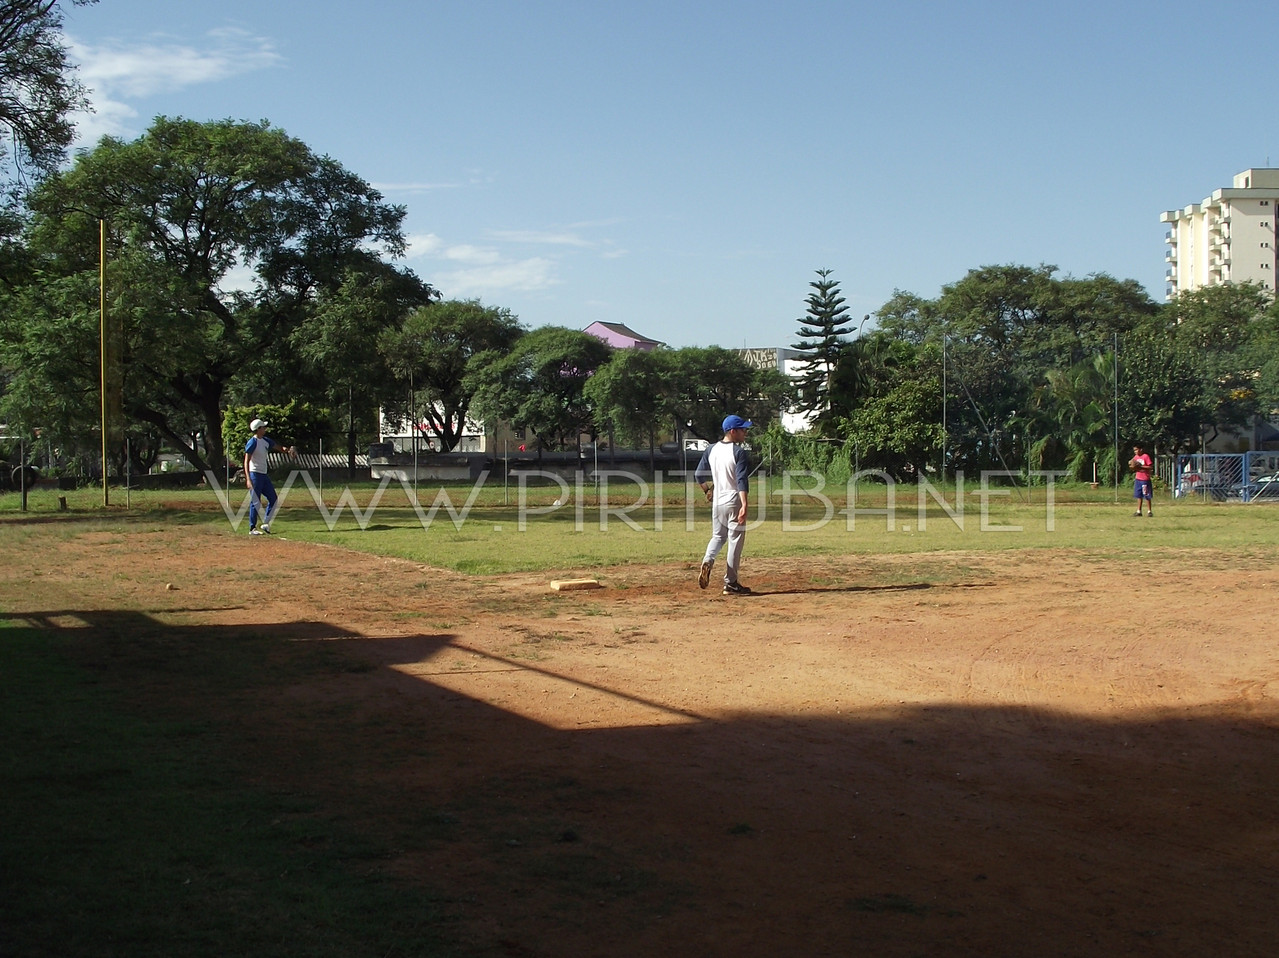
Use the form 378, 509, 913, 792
60, 0, 1279, 348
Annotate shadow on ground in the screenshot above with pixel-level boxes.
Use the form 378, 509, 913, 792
4, 608, 1277, 958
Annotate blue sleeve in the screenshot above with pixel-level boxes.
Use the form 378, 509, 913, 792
735, 446, 750, 491
244, 437, 258, 454
693, 450, 712, 484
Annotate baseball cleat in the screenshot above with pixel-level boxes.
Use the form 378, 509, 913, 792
722, 581, 752, 596
698, 560, 712, 589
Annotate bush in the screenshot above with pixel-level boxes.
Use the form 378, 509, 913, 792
756, 422, 853, 484
222, 401, 331, 456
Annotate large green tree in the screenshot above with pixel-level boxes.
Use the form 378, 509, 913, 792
583, 345, 794, 464
1033, 352, 1119, 482
792, 269, 854, 428
0, 269, 97, 434
830, 336, 941, 479
0, 0, 94, 184
663, 346, 795, 443
291, 266, 437, 467
1246, 295, 1279, 415
0, 0, 96, 288
1, 117, 434, 471
1050, 274, 1159, 365
846, 374, 944, 480
1162, 282, 1272, 442
875, 265, 1160, 474
1118, 332, 1207, 454
466, 326, 612, 453
875, 289, 937, 346
582, 346, 669, 465
377, 299, 524, 453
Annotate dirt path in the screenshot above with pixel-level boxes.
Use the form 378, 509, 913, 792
5, 523, 1278, 957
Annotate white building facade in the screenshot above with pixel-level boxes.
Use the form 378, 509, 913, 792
377, 408, 490, 453
1161, 169, 1279, 299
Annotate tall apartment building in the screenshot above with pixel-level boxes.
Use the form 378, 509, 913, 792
1160, 169, 1279, 299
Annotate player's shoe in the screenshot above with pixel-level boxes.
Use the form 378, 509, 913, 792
250, 528, 264, 536
722, 581, 752, 596
698, 560, 712, 589
261, 523, 271, 534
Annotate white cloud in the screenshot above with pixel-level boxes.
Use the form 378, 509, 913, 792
435, 258, 560, 297
405, 232, 560, 294
404, 233, 445, 257
487, 228, 593, 248
408, 225, 611, 296
444, 244, 503, 266
66, 28, 282, 145
74, 29, 280, 97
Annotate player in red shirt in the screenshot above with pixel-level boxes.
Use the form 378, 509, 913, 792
1130, 444, 1153, 517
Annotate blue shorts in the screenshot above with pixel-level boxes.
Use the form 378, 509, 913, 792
1133, 479, 1152, 500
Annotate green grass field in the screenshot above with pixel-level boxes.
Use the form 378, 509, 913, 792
5, 473, 1277, 572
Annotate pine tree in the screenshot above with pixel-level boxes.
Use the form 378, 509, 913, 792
793, 269, 853, 421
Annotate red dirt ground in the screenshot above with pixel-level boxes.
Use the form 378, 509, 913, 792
6, 522, 1279, 957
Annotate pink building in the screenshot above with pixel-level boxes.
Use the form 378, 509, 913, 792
583, 321, 664, 351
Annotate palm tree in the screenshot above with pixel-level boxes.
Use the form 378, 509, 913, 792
1035, 353, 1116, 482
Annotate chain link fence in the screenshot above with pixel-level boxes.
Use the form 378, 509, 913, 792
1173, 452, 1279, 502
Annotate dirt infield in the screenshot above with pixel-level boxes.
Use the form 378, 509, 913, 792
6, 522, 1279, 957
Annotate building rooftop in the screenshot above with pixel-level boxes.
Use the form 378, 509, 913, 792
584, 321, 665, 349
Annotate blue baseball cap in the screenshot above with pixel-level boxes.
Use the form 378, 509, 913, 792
722, 415, 754, 432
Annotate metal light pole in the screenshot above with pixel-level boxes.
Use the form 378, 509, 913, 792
941, 330, 947, 482
99, 218, 109, 507
1113, 332, 1119, 502
852, 315, 871, 474
409, 371, 418, 500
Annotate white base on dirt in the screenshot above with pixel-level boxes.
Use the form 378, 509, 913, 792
550, 578, 602, 591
